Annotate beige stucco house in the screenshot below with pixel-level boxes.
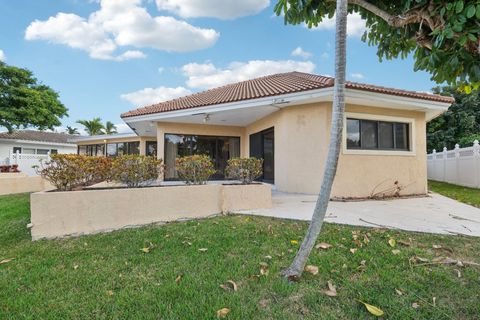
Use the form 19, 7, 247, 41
75, 72, 453, 198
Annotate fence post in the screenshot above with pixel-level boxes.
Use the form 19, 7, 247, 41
454, 144, 460, 186
432, 149, 437, 180
474, 140, 480, 188
15, 150, 20, 165
443, 147, 448, 182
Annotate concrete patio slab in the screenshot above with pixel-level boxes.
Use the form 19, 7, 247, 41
236, 192, 480, 237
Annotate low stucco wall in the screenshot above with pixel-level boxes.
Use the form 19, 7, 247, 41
0, 173, 52, 195
30, 183, 271, 240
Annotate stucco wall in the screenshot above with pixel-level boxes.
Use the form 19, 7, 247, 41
152, 102, 428, 197
30, 183, 271, 240
243, 102, 427, 196
0, 173, 53, 195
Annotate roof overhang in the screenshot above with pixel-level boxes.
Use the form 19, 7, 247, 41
0, 138, 76, 147
123, 88, 451, 135
68, 133, 139, 143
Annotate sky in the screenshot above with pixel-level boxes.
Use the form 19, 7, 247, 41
0, 0, 439, 134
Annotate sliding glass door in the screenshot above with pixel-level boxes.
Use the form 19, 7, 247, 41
164, 134, 240, 180
249, 127, 274, 183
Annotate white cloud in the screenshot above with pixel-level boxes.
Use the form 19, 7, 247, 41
182, 59, 316, 90
25, 0, 219, 61
309, 12, 366, 37
291, 46, 312, 59
350, 72, 364, 79
0, 49, 5, 61
120, 86, 192, 106
156, 0, 269, 19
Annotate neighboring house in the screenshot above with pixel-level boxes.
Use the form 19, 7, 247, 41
0, 130, 77, 175
77, 72, 454, 197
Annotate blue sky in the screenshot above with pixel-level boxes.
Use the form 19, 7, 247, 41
0, 0, 439, 133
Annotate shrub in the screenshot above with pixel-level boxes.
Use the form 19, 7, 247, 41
110, 155, 162, 188
225, 157, 263, 184
0, 165, 20, 173
34, 154, 111, 191
175, 155, 216, 185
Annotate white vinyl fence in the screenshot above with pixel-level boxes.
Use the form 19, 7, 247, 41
427, 140, 480, 188
5, 151, 50, 176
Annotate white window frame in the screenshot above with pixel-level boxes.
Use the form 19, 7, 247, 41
342, 112, 416, 156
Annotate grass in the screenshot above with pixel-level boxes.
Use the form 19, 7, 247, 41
429, 180, 480, 208
1, 193, 480, 319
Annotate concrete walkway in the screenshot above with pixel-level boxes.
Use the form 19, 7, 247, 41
237, 192, 480, 237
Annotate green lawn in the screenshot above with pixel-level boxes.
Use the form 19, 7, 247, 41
1, 193, 479, 319
429, 180, 480, 208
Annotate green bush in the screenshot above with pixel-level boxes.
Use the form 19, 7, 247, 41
110, 155, 162, 188
175, 155, 216, 185
225, 157, 263, 184
34, 154, 112, 191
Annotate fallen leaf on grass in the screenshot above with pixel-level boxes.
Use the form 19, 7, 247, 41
258, 299, 269, 309
397, 239, 411, 246
315, 242, 332, 250
391, 249, 401, 255
349, 248, 357, 254
454, 269, 462, 278
175, 274, 183, 284
198, 248, 208, 252
220, 280, 238, 292
388, 238, 396, 247
106, 290, 114, 296
259, 262, 269, 276
395, 289, 404, 296
141, 242, 154, 253
290, 240, 299, 245
322, 280, 337, 297
432, 244, 442, 249
264, 255, 272, 260
304, 265, 319, 275
432, 297, 436, 307
412, 302, 420, 309
73, 264, 79, 270
217, 308, 230, 318
358, 300, 384, 317
0, 258, 14, 265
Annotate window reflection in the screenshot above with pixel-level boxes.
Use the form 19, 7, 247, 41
164, 134, 240, 180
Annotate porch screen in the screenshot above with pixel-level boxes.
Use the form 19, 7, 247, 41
164, 134, 240, 180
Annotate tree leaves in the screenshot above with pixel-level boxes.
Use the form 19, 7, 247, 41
216, 308, 230, 318
304, 265, 319, 275
0, 258, 14, 265
0, 62, 68, 133
358, 300, 384, 317
322, 280, 337, 297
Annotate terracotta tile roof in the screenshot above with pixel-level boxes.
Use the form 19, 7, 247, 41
0, 130, 75, 144
121, 72, 454, 118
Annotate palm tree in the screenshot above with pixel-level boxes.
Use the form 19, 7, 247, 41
103, 121, 117, 135
65, 126, 79, 135
76, 118, 105, 136
281, 0, 348, 279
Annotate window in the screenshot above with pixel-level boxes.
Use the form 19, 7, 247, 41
13, 147, 21, 154
146, 141, 157, 157
36, 149, 49, 155
346, 118, 410, 151
23, 148, 35, 154
164, 134, 240, 180
50, 149, 58, 154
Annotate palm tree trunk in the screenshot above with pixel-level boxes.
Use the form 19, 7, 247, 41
282, 0, 348, 279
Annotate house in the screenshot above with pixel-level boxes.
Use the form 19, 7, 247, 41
0, 130, 77, 175
76, 72, 454, 197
